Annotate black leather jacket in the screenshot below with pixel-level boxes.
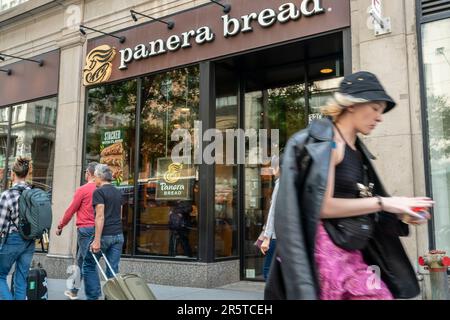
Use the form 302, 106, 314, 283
264, 117, 420, 300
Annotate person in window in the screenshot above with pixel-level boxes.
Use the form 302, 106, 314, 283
56, 161, 98, 300
0, 157, 34, 300
260, 154, 282, 281
168, 200, 193, 257
265, 71, 434, 300
82, 164, 124, 300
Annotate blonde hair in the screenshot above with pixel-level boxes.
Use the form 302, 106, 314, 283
320, 92, 369, 121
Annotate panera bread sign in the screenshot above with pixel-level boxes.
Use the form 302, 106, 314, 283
84, 0, 350, 85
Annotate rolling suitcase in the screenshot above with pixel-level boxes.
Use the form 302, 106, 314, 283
11, 261, 48, 300
92, 251, 156, 300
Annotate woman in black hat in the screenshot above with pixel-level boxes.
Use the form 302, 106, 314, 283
265, 71, 434, 300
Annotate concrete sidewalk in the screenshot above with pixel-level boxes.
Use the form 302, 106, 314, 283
46, 279, 265, 300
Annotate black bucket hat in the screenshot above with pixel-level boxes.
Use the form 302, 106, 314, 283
338, 71, 396, 113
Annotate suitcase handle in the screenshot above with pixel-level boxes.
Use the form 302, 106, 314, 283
90, 250, 117, 281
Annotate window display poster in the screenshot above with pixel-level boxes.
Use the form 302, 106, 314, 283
100, 129, 124, 185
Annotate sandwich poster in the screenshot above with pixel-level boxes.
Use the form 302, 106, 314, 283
100, 129, 124, 185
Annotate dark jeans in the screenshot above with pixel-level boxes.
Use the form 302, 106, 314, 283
71, 226, 95, 294
263, 239, 276, 281
82, 233, 124, 300
169, 229, 192, 257
0, 232, 35, 300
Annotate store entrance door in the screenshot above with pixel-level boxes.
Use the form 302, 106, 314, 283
238, 33, 345, 281
242, 83, 308, 280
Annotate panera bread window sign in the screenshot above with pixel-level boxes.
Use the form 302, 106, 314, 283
82, 0, 349, 86
156, 157, 193, 200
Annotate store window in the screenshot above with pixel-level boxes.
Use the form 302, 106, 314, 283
7, 98, 57, 192
215, 64, 239, 258
86, 80, 137, 255
422, 18, 450, 252
0, 97, 58, 251
137, 66, 200, 258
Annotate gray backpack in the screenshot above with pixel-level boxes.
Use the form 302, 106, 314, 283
12, 186, 52, 241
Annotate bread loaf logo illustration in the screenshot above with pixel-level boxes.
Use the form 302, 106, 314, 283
100, 142, 123, 182
164, 163, 182, 184
83, 45, 116, 86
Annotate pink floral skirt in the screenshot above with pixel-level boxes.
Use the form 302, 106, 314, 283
314, 222, 394, 300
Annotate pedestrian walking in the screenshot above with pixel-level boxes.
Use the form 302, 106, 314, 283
0, 157, 35, 300
265, 71, 434, 300
56, 161, 98, 300
260, 155, 281, 281
82, 164, 124, 300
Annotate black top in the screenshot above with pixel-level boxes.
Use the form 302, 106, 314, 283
93, 184, 123, 236
334, 144, 364, 198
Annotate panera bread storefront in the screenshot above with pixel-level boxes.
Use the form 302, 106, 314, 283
79, 0, 350, 286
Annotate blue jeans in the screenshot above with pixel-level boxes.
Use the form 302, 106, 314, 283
82, 233, 124, 300
263, 239, 276, 281
71, 226, 95, 294
0, 232, 35, 300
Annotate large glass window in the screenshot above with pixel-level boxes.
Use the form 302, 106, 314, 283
137, 66, 200, 258
86, 80, 137, 255
7, 98, 57, 192
422, 18, 450, 252
215, 64, 239, 258
0, 98, 58, 252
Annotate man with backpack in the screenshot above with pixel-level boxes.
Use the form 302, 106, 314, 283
0, 157, 52, 300
56, 161, 98, 300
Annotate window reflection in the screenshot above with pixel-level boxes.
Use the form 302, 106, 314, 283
137, 66, 200, 258
86, 80, 137, 255
215, 64, 238, 258
8, 98, 57, 192
422, 18, 450, 252
0, 97, 58, 251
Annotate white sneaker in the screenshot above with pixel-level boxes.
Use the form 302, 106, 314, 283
64, 290, 79, 300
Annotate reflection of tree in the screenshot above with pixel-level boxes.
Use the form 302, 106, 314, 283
140, 67, 200, 171
86, 67, 200, 180
88, 81, 137, 123
140, 123, 165, 159
86, 81, 137, 176
427, 94, 450, 168
267, 84, 306, 148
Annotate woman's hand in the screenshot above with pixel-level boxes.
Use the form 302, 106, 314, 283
381, 197, 434, 220
402, 211, 431, 225
260, 237, 271, 255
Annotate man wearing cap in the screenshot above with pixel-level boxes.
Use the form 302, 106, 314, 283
265, 71, 434, 300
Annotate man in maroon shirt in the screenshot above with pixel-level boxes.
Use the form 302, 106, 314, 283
56, 162, 98, 300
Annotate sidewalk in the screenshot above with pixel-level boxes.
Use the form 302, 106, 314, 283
46, 279, 265, 300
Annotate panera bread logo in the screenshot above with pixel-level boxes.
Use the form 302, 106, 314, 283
83, 45, 116, 85
164, 163, 183, 184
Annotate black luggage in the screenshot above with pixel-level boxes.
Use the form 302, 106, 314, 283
12, 261, 48, 300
